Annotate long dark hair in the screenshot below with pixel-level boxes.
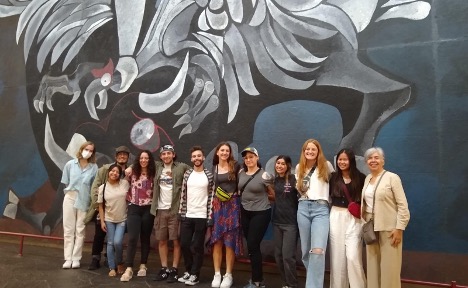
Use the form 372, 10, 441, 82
213, 142, 238, 181
330, 149, 362, 200
133, 150, 156, 178
275, 155, 292, 183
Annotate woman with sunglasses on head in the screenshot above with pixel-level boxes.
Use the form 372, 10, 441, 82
329, 149, 366, 288
272, 155, 299, 288
97, 164, 130, 277
209, 142, 242, 288
295, 139, 334, 288
120, 150, 156, 282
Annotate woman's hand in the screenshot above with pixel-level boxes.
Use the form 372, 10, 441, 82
389, 229, 402, 247
101, 220, 107, 232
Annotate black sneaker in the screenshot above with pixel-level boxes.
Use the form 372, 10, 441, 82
167, 267, 178, 283
154, 267, 169, 281
88, 258, 100, 270
185, 275, 199, 286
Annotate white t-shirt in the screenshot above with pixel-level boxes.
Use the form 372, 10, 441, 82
158, 165, 173, 209
295, 161, 334, 202
185, 171, 209, 218
364, 183, 375, 213
97, 180, 129, 223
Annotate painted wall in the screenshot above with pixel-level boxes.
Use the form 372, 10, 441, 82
0, 0, 467, 284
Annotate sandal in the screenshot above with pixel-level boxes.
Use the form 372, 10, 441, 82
108, 269, 117, 277
117, 264, 125, 274
137, 264, 147, 277
120, 268, 133, 282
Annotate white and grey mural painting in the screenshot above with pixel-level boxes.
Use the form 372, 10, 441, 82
5, 0, 468, 277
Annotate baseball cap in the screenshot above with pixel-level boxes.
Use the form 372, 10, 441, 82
241, 147, 259, 157
160, 144, 175, 154
115, 146, 130, 154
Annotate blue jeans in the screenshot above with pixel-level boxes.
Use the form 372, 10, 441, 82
105, 221, 126, 269
297, 200, 330, 288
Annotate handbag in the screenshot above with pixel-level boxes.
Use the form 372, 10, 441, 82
362, 219, 376, 244
214, 165, 232, 202
215, 186, 231, 202
341, 183, 361, 218
362, 171, 387, 245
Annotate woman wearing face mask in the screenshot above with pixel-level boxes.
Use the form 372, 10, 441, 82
97, 164, 130, 277
295, 139, 334, 288
61, 141, 98, 269
329, 149, 366, 288
272, 155, 299, 288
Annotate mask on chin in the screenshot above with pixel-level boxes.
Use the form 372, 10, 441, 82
81, 150, 92, 160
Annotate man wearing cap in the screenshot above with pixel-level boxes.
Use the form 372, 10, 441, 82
152, 144, 191, 283
85, 146, 131, 271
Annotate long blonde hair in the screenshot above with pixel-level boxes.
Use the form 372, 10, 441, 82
297, 139, 330, 191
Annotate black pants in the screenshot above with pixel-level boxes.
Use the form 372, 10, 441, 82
125, 204, 155, 267
91, 212, 107, 258
241, 207, 272, 283
180, 218, 207, 277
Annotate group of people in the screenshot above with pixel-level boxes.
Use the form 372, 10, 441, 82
59, 138, 410, 288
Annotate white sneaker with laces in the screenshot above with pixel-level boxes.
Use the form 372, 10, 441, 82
220, 274, 233, 288
179, 272, 191, 283
211, 273, 222, 287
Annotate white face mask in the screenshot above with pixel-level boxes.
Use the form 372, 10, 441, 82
81, 150, 92, 159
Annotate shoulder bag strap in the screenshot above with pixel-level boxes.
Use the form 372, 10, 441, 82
239, 168, 261, 194
341, 181, 353, 203
370, 170, 387, 219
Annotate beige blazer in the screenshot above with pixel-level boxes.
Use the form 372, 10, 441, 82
361, 171, 410, 231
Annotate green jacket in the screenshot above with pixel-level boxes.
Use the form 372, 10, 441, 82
84, 163, 112, 224
150, 161, 190, 216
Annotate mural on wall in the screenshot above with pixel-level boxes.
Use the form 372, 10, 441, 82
0, 1, 432, 236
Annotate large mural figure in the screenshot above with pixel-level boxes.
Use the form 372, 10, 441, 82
6, 1, 468, 283
0, 0, 431, 234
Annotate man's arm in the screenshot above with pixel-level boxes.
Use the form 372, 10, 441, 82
90, 166, 107, 209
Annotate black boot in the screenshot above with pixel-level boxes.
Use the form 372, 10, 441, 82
88, 257, 100, 270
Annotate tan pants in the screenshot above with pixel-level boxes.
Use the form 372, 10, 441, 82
365, 227, 403, 288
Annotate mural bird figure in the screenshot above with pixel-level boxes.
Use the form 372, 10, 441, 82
1, 0, 431, 155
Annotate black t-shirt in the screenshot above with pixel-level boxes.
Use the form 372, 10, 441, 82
329, 171, 366, 207
272, 175, 298, 225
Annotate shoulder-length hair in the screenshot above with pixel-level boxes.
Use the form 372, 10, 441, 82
107, 163, 123, 180
330, 149, 363, 198
297, 139, 330, 188
76, 141, 96, 163
213, 142, 238, 181
133, 150, 156, 178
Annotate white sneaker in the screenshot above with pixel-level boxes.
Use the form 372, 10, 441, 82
185, 275, 199, 286
71, 260, 80, 269
62, 260, 72, 269
179, 272, 191, 283
211, 273, 222, 287
220, 274, 233, 288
